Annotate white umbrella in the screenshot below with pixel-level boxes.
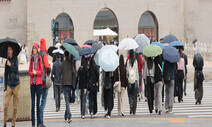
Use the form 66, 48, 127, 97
52, 49, 64, 55
93, 28, 118, 36
55, 43, 61, 49
118, 38, 138, 50
134, 34, 150, 53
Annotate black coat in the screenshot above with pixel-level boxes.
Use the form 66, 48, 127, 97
76, 66, 88, 89
88, 65, 99, 92
184, 53, 188, 74
193, 53, 204, 71
4, 55, 20, 91
51, 60, 62, 85
154, 55, 163, 83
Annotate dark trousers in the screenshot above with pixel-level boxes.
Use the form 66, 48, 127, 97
54, 85, 61, 108
30, 83, 42, 126
162, 85, 165, 102
127, 83, 137, 115
104, 88, 114, 116
63, 86, 72, 120
80, 89, 87, 116
89, 91, 98, 115
146, 77, 154, 113
177, 70, 184, 102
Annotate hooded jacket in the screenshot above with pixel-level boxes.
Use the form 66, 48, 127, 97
40, 38, 51, 88
29, 43, 43, 85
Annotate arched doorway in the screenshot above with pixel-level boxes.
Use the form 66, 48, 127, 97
55, 13, 74, 43
138, 11, 158, 41
93, 8, 119, 45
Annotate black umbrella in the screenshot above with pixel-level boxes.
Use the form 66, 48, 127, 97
84, 40, 96, 46
92, 43, 103, 51
0, 37, 21, 58
47, 46, 57, 57
62, 38, 82, 51
79, 47, 96, 56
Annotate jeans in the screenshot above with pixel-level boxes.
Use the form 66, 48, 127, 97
89, 91, 98, 115
184, 74, 187, 94
54, 85, 61, 108
40, 88, 48, 124
80, 89, 87, 116
127, 83, 137, 115
76, 83, 80, 101
30, 84, 41, 126
154, 82, 163, 111
165, 80, 175, 111
146, 77, 154, 113
63, 86, 72, 120
4, 85, 20, 126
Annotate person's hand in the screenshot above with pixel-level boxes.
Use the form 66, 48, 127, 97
33, 70, 36, 75
96, 83, 99, 86
7, 60, 11, 66
184, 76, 186, 80
4, 91, 7, 96
88, 91, 90, 94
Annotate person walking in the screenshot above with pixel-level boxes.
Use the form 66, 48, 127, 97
114, 54, 127, 116
61, 51, 74, 123
29, 43, 43, 127
4, 45, 20, 127
154, 56, 163, 115
88, 56, 99, 119
183, 51, 188, 96
126, 49, 139, 115
193, 48, 204, 105
51, 54, 62, 112
102, 70, 114, 118
76, 56, 88, 119
163, 60, 176, 113
135, 53, 143, 101
143, 57, 155, 114
39, 38, 51, 127
176, 49, 185, 103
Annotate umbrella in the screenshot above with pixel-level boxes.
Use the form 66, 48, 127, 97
48, 46, 57, 57
92, 43, 103, 51
163, 46, 180, 63
169, 41, 184, 48
98, 49, 119, 72
55, 43, 61, 49
62, 38, 82, 51
162, 34, 178, 43
52, 49, 64, 55
134, 34, 150, 53
143, 45, 162, 57
81, 44, 91, 49
0, 37, 22, 58
151, 42, 165, 49
118, 38, 138, 50
94, 45, 118, 65
61, 43, 79, 59
79, 47, 96, 56
84, 40, 96, 46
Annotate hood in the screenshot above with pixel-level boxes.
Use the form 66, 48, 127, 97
40, 38, 47, 53
32, 42, 39, 54
194, 47, 201, 55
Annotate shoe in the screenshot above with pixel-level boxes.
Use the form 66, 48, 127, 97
184, 93, 187, 96
158, 110, 162, 115
165, 109, 169, 114
155, 109, 158, 114
82, 116, 85, 119
56, 107, 59, 112
67, 115, 72, 123
121, 112, 125, 116
91, 113, 93, 119
195, 101, 198, 105
130, 107, 133, 114
107, 115, 111, 119
199, 101, 201, 105
104, 113, 108, 118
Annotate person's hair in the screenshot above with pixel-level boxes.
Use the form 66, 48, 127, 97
89, 55, 96, 69
147, 57, 153, 70
52, 54, 57, 62
135, 53, 139, 64
81, 56, 87, 68
179, 49, 184, 58
64, 51, 69, 61
129, 49, 135, 67
119, 54, 126, 78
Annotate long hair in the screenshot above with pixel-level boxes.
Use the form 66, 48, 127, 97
81, 56, 87, 68
179, 49, 184, 58
52, 54, 57, 62
147, 57, 153, 70
119, 54, 126, 78
129, 49, 135, 67
89, 55, 96, 69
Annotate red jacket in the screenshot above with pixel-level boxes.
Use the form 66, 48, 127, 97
40, 38, 51, 88
29, 43, 43, 85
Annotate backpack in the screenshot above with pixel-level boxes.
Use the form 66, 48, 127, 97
128, 60, 136, 84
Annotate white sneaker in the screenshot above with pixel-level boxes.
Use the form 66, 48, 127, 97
82, 116, 85, 119
107, 115, 111, 119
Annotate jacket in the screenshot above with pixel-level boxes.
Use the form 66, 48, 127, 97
163, 60, 176, 81
4, 55, 20, 91
184, 53, 188, 74
40, 38, 51, 88
88, 65, 99, 91
114, 67, 128, 88
193, 53, 204, 71
51, 60, 62, 85
154, 55, 163, 83
76, 66, 88, 89
29, 43, 43, 85
61, 59, 73, 86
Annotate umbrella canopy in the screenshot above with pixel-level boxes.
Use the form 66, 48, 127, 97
48, 46, 57, 57
61, 43, 79, 59
163, 46, 180, 63
151, 42, 165, 49
81, 44, 91, 49
0, 37, 22, 58
62, 38, 81, 51
134, 34, 150, 53
84, 40, 96, 46
98, 49, 119, 72
79, 47, 96, 56
92, 43, 103, 51
94, 45, 118, 65
52, 49, 64, 55
162, 34, 178, 43
118, 38, 138, 50
93, 28, 118, 36
169, 41, 184, 47
55, 43, 61, 49
143, 45, 162, 57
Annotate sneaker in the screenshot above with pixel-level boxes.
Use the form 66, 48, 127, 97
121, 112, 125, 116
82, 116, 85, 119
67, 115, 72, 123
104, 113, 108, 118
155, 109, 158, 114
158, 110, 162, 115
107, 115, 111, 119
91, 113, 93, 119
165, 109, 169, 114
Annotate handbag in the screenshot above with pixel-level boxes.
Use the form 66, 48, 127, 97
114, 68, 121, 92
45, 75, 52, 88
